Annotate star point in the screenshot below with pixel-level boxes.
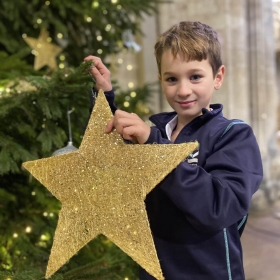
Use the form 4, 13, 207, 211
23, 90, 198, 279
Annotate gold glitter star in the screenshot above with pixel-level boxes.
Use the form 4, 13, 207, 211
23, 28, 63, 70
22, 90, 198, 280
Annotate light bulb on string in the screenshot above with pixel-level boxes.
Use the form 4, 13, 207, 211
52, 109, 78, 156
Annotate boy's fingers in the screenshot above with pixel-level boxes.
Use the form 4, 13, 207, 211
89, 66, 102, 79
105, 117, 115, 133
115, 110, 138, 119
94, 60, 110, 76
84, 55, 99, 62
122, 132, 138, 143
84, 56, 109, 75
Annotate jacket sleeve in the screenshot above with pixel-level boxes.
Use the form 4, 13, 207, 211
146, 124, 263, 233
89, 88, 117, 114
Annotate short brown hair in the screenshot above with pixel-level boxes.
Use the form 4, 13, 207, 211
154, 21, 222, 76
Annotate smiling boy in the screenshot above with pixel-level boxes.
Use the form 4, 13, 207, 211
85, 21, 263, 280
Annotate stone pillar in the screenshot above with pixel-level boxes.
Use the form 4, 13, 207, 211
247, 0, 278, 157
246, 0, 279, 210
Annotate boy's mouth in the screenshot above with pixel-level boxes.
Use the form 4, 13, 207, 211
177, 100, 197, 105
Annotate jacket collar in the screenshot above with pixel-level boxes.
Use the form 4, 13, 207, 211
149, 104, 223, 135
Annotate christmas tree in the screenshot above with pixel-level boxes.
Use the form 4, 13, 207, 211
0, 0, 160, 279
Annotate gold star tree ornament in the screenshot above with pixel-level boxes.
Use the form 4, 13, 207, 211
23, 28, 63, 70
22, 90, 198, 280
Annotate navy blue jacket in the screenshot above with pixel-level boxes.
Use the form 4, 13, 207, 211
96, 90, 263, 280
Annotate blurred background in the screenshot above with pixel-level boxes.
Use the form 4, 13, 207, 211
0, 0, 280, 279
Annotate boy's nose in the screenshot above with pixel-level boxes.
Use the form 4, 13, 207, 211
177, 81, 192, 97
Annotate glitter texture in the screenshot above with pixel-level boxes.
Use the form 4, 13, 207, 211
22, 90, 198, 280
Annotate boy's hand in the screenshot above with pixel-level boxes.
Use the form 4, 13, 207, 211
84, 56, 112, 92
106, 110, 151, 144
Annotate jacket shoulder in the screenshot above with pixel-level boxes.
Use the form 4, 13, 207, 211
206, 116, 249, 139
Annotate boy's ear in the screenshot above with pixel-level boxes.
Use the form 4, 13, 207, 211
158, 73, 162, 81
214, 65, 225, 90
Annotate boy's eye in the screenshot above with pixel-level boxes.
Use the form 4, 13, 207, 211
166, 77, 177, 82
190, 75, 201, 81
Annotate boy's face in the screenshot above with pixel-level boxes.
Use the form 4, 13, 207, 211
159, 50, 225, 126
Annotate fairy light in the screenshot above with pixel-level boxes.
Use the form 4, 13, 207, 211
97, 35, 102, 41
92, 1, 99, 8
6, 88, 11, 93
128, 82, 134, 88
22, 33, 27, 38
86, 17, 92, 22
31, 191, 36, 196
37, 19, 42, 24
26, 226, 32, 233
118, 58, 123, 64
41, 234, 47, 240
57, 33, 63, 39
59, 55, 65, 61
45, 1, 50, 5
43, 212, 48, 217
124, 101, 130, 107
36, 43, 42, 49
49, 213, 54, 217
117, 4, 122, 9
103, 9, 108, 15
105, 24, 112, 31
59, 63, 65, 69
97, 49, 103, 54
130, 91, 137, 97
111, 0, 118, 3
13, 233, 18, 238
47, 37, 52, 42
126, 64, 133, 70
